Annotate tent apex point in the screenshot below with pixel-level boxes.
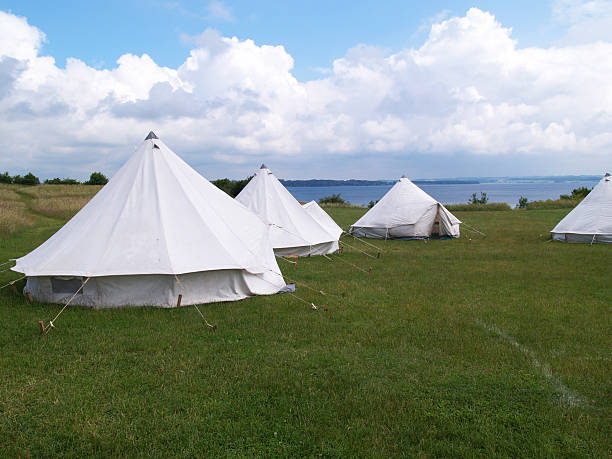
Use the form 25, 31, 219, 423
260, 164, 267, 169
145, 131, 159, 140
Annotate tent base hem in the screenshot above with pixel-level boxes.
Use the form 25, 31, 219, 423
23, 269, 285, 308
551, 232, 612, 244
350, 226, 459, 239
273, 241, 338, 257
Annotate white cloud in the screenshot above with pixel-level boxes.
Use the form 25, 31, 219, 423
207, 1, 234, 22
0, 7, 611, 179
0, 11, 45, 61
553, 0, 612, 44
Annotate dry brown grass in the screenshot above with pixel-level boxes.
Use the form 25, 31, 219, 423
23, 184, 102, 199
0, 185, 33, 236
20, 184, 101, 220
30, 196, 94, 220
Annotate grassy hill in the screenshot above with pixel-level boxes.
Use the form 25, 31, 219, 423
0, 188, 610, 457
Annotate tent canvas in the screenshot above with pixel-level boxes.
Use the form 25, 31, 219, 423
235, 166, 339, 256
12, 133, 286, 307
551, 173, 612, 243
302, 201, 343, 240
349, 177, 461, 239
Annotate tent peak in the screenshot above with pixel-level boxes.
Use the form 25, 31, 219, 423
260, 164, 268, 169
145, 131, 159, 140
605, 172, 611, 177
400, 175, 407, 179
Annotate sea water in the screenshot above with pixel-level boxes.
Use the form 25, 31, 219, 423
286, 180, 600, 207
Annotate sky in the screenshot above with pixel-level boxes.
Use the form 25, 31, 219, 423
0, 0, 611, 180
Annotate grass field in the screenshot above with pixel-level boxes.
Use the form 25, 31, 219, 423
0, 189, 610, 457
18, 184, 102, 220
0, 185, 33, 236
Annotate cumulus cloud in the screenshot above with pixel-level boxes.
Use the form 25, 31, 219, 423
0, 8, 611, 179
0, 11, 45, 60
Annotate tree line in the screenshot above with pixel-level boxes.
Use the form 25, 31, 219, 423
211, 176, 252, 197
0, 171, 109, 186
1, 170, 251, 196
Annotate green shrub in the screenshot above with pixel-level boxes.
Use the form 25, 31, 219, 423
525, 199, 580, 210
85, 172, 108, 185
368, 199, 379, 209
445, 202, 511, 211
319, 193, 346, 205
517, 196, 528, 209
527, 186, 591, 210
468, 192, 488, 205
561, 186, 591, 200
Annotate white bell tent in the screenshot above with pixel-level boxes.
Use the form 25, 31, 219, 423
349, 176, 461, 239
302, 201, 343, 241
235, 166, 339, 256
551, 173, 612, 244
12, 132, 286, 307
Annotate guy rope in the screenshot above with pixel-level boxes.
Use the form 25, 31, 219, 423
338, 239, 379, 259
174, 274, 217, 330
323, 254, 371, 275
0, 259, 15, 269
40, 277, 90, 334
0, 275, 26, 291
342, 230, 385, 253
461, 222, 486, 237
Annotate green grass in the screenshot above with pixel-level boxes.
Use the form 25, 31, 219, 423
0, 198, 610, 457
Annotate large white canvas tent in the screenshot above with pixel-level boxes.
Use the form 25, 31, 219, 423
551, 173, 612, 243
235, 166, 339, 256
12, 132, 286, 307
349, 176, 461, 239
302, 201, 343, 241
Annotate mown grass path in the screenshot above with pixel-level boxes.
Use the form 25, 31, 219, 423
1, 189, 65, 261
0, 205, 610, 457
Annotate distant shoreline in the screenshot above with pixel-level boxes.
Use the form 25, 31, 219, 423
280, 175, 602, 187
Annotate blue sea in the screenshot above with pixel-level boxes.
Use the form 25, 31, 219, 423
286, 180, 600, 207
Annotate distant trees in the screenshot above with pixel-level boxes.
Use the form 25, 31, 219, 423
212, 176, 253, 197
1, 171, 108, 186
0, 172, 12, 184
517, 196, 528, 208
4, 172, 41, 185
85, 172, 109, 185
1, 171, 41, 185
45, 177, 80, 185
